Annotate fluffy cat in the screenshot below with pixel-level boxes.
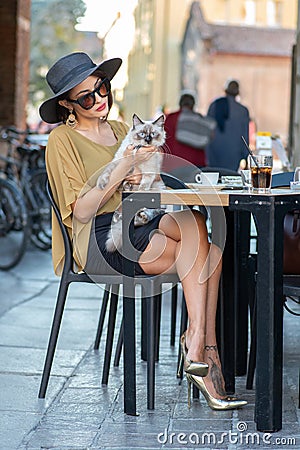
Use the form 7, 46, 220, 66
96, 114, 166, 252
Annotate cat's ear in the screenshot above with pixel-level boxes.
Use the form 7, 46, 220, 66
132, 114, 144, 128
153, 114, 165, 128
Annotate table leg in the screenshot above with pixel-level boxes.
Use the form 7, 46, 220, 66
121, 192, 161, 415
123, 295, 137, 415
229, 192, 300, 432
122, 198, 137, 415
252, 204, 285, 432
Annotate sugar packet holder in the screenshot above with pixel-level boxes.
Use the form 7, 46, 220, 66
290, 181, 300, 191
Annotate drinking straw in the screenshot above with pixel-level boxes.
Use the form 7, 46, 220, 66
241, 136, 259, 167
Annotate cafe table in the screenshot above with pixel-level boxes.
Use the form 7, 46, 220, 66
121, 185, 300, 433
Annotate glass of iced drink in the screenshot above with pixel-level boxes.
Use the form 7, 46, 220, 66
249, 154, 273, 193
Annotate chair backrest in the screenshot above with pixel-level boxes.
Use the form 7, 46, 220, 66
46, 180, 74, 274
271, 171, 294, 188
161, 172, 189, 189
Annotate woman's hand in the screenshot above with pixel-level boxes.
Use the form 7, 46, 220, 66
125, 168, 142, 185
73, 145, 156, 223
124, 144, 156, 164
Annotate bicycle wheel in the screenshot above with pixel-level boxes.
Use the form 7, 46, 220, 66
0, 178, 30, 270
27, 169, 51, 250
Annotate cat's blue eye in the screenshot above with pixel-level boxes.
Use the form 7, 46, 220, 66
150, 132, 157, 137
139, 132, 145, 138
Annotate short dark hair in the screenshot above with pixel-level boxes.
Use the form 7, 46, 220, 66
179, 94, 195, 109
224, 80, 239, 96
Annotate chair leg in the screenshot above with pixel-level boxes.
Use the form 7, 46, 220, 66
101, 285, 119, 385
155, 294, 162, 361
177, 292, 188, 379
246, 299, 257, 390
94, 284, 110, 350
298, 369, 300, 409
170, 284, 178, 346
246, 254, 257, 390
113, 318, 123, 367
141, 297, 147, 361
38, 278, 70, 398
193, 383, 200, 399
141, 294, 160, 362
147, 294, 157, 410
235, 211, 251, 376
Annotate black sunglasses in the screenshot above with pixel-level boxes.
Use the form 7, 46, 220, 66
68, 78, 111, 110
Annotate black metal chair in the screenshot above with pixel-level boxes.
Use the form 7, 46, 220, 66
39, 174, 189, 410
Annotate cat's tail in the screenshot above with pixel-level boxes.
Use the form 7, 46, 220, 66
106, 220, 122, 252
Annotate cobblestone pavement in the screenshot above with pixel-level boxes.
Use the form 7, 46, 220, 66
0, 247, 299, 449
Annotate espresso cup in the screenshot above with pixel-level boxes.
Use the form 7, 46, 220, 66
249, 155, 273, 193
195, 172, 219, 185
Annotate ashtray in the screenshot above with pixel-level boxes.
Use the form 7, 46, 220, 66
290, 181, 300, 190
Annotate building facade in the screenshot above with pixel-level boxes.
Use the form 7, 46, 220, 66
124, 0, 296, 144
200, 0, 297, 28
182, 2, 295, 140
124, 0, 192, 121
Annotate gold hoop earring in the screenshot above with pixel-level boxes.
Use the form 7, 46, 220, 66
66, 110, 77, 129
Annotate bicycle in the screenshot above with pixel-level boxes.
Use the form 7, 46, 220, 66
0, 126, 51, 250
0, 177, 30, 270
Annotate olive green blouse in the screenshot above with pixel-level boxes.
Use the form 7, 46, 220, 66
45, 120, 129, 275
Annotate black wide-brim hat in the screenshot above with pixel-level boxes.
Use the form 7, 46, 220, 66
39, 52, 122, 124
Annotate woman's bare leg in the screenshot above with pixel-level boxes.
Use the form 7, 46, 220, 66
202, 244, 227, 398
140, 209, 237, 400
139, 209, 220, 363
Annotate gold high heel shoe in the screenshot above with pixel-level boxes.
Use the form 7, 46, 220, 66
186, 373, 247, 410
178, 333, 209, 377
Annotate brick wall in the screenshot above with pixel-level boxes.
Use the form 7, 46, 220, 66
0, 0, 31, 129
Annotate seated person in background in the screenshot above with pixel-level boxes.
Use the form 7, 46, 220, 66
163, 92, 207, 173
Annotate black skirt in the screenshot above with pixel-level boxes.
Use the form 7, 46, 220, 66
84, 212, 165, 276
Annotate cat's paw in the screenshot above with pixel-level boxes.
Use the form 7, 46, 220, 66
106, 237, 117, 252
152, 180, 166, 190
134, 208, 149, 225
106, 220, 122, 252
138, 181, 152, 191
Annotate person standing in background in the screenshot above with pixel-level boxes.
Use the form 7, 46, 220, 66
206, 79, 250, 171
164, 92, 208, 171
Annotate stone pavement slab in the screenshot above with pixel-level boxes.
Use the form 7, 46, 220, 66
0, 247, 299, 449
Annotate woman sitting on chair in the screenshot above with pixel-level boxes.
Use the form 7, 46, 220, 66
39, 51, 246, 410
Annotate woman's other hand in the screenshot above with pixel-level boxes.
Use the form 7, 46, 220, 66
124, 144, 156, 164
125, 168, 142, 185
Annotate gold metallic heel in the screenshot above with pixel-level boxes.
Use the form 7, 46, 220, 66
187, 375, 192, 408
177, 350, 184, 378
180, 333, 209, 377
186, 373, 247, 411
